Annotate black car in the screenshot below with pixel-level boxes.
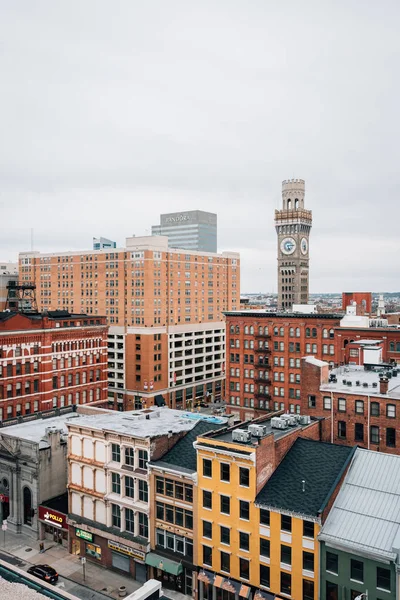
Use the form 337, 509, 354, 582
27, 564, 59, 584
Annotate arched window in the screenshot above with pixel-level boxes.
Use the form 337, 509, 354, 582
295, 198, 299, 209
329, 329, 334, 339
280, 327, 284, 336
23, 487, 33, 525
323, 329, 328, 338
230, 325, 234, 334
264, 326, 269, 335
396, 342, 400, 352
244, 326, 249, 335
249, 326, 254, 335
312, 328, 317, 338
235, 325, 240, 334
274, 327, 279, 336
258, 326, 263, 335
390, 342, 395, 351
289, 328, 294, 337
296, 328, 300, 337
287, 198, 292, 210
306, 328, 311, 338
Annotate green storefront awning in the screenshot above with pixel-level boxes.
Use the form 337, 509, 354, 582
145, 552, 183, 576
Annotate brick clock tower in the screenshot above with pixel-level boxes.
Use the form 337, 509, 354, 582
275, 179, 312, 310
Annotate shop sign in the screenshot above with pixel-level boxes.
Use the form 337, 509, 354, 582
76, 528, 93, 542
107, 539, 145, 561
38, 505, 67, 529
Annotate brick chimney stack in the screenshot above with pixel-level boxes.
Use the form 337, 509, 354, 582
379, 376, 389, 395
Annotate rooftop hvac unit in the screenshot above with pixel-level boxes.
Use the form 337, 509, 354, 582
271, 417, 288, 430
299, 415, 311, 425
280, 414, 297, 427
363, 382, 368, 388
356, 381, 360, 386
372, 382, 378, 387
248, 424, 267, 438
232, 429, 251, 443
347, 381, 352, 386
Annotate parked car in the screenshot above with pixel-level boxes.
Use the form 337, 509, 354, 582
27, 564, 59, 584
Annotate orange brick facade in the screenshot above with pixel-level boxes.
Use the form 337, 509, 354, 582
19, 237, 240, 408
0, 312, 108, 422
225, 312, 341, 420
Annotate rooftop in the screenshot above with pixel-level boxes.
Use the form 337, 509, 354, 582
321, 364, 400, 398
0, 310, 106, 324
256, 438, 355, 518
223, 311, 342, 319
150, 420, 224, 474
197, 414, 320, 448
0, 413, 82, 444
65, 406, 219, 438
319, 448, 400, 561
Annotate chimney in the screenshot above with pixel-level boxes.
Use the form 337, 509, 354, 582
379, 376, 389, 395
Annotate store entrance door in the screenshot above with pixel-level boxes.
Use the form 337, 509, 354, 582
135, 561, 146, 582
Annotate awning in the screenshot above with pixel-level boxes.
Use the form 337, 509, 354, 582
145, 552, 183, 576
197, 570, 214, 585
239, 584, 252, 598
154, 395, 166, 407
214, 575, 225, 589
255, 591, 275, 600
222, 580, 241, 594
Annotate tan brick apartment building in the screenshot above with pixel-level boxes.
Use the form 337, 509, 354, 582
0, 311, 108, 421
20, 236, 240, 408
224, 311, 342, 420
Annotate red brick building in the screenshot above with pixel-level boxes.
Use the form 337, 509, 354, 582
300, 355, 400, 454
335, 325, 400, 365
224, 311, 342, 420
0, 311, 108, 422
342, 292, 372, 314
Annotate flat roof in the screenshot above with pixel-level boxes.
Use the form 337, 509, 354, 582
65, 406, 205, 438
223, 311, 342, 319
0, 413, 82, 443
321, 365, 400, 399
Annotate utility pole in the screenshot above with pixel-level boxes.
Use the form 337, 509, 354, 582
81, 556, 86, 581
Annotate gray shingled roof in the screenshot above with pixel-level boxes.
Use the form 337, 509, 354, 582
319, 448, 400, 561
152, 420, 223, 472
256, 438, 355, 517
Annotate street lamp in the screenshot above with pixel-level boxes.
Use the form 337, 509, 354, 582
354, 592, 368, 600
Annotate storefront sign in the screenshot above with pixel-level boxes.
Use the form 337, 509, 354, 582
38, 506, 67, 530
76, 528, 93, 542
107, 539, 145, 561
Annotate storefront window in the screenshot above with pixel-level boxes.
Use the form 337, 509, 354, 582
86, 542, 102, 559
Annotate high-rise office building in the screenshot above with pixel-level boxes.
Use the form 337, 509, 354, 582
93, 237, 116, 250
275, 179, 312, 310
19, 235, 239, 409
152, 210, 217, 252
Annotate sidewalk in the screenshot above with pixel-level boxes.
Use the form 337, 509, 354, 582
1, 529, 142, 600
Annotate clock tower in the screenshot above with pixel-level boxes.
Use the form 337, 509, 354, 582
275, 179, 312, 310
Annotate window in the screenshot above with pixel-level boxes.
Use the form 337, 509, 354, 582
281, 514, 292, 532
377, 567, 391, 591
323, 396, 331, 410
338, 398, 346, 412
239, 467, 250, 487
370, 425, 380, 444
220, 495, 230, 515
387, 427, 396, 447
326, 582, 338, 600
203, 459, 212, 477
239, 531, 250, 551
370, 402, 380, 416
203, 521, 212, 539
203, 490, 212, 509
303, 551, 314, 572
220, 463, 230, 482
338, 421, 346, 439
350, 559, 364, 582
303, 520, 314, 538
220, 526, 230, 545
138, 449, 148, 469
303, 580, 314, 600
203, 545, 212, 566
239, 558, 249, 580
111, 504, 121, 528
260, 538, 270, 557
355, 423, 364, 442
281, 545, 292, 566
260, 565, 270, 588
326, 551, 338, 574
125, 447, 134, 466
220, 551, 230, 573
280, 572, 291, 596
139, 480, 148, 502
139, 512, 148, 538
112, 444, 120, 462
239, 500, 250, 520
125, 508, 134, 533
308, 395, 316, 408
125, 476, 134, 498
156, 477, 164, 495
111, 473, 121, 494
260, 509, 270, 526
355, 400, 364, 414
387, 404, 396, 418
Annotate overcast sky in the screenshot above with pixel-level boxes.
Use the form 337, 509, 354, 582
1, 1, 399, 293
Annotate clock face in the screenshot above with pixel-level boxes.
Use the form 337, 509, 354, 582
280, 237, 296, 255
301, 237, 308, 255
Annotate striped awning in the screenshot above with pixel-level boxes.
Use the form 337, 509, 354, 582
198, 570, 214, 585
255, 591, 275, 600
214, 575, 225, 589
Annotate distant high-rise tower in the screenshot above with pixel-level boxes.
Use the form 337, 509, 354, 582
152, 210, 217, 252
275, 179, 312, 310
